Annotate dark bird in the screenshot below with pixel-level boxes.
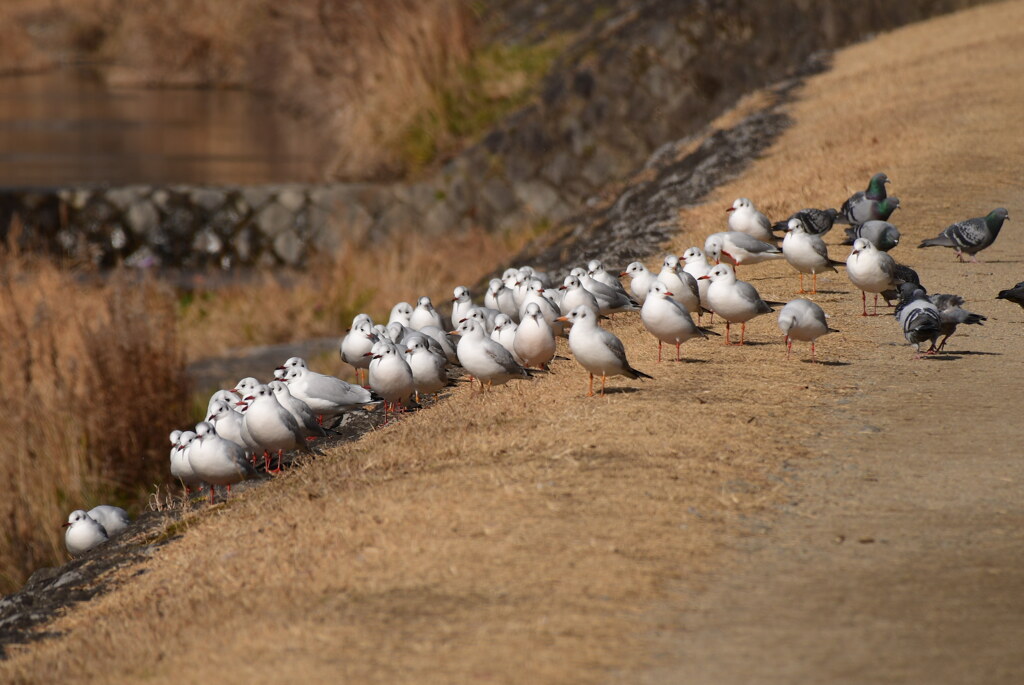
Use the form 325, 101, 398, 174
928, 294, 986, 351
837, 173, 892, 224
841, 220, 901, 252
996, 281, 1024, 308
895, 284, 941, 357
918, 208, 1010, 262
772, 208, 839, 236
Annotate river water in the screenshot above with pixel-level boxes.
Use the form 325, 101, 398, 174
0, 68, 321, 187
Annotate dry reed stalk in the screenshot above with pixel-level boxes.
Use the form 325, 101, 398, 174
0, 247, 190, 592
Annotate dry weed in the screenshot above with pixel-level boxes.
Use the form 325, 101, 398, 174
0, 245, 190, 592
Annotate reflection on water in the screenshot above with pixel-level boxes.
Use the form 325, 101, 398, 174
0, 68, 321, 186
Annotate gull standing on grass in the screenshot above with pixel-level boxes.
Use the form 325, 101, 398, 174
239, 386, 309, 473
280, 359, 377, 421
207, 398, 248, 447
491, 314, 525, 364
640, 282, 713, 362
63, 510, 108, 556
777, 299, 837, 362
781, 217, 845, 293
170, 430, 203, 495
622, 261, 657, 303
846, 238, 899, 316
704, 231, 785, 269
367, 340, 416, 416
557, 305, 652, 396
405, 336, 449, 400
726, 198, 775, 242
700, 264, 775, 345
339, 313, 375, 384
190, 421, 260, 500
451, 318, 532, 390
514, 302, 557, 369
657, 255, 701, 314
268, 380, 326, 438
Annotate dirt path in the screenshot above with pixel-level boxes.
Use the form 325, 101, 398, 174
1, 3, 1022, 683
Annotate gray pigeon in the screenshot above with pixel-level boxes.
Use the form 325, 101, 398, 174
895, 284, 941, 357
772, 208, 839, 236
881, 262, 921, 305
996, 281, 1024, 308
927, 294, 986, 351
837, 173, 890, 224
918, 208, 1010, 262
840, 195, 900, 225
842, 220, 901, 252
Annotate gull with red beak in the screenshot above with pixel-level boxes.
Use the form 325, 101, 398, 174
339, 313, 375, 385
846, 237, 899, 316
704, 231, 784, 269
557, 305, 652, 396
63, 510, 108, 556
239, 386, 308, 474
190, 420, 260, 499
700, 264, 775, 345
640, 282, 714, 362
451, 318, 532, 390
726, 197, 775, 243
367, 340, 415, 418
777, 298, 837, 362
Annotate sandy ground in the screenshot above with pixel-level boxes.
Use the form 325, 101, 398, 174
1, 2, 1023, 683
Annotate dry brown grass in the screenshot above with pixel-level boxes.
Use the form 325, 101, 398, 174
2, 1, 1023, 681
0, 241, 191, 593
177, 225, 532, 362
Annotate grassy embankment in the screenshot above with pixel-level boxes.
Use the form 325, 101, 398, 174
1, 1, 1020, 680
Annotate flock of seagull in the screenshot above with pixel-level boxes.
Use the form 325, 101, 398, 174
62, 172, 1018, 557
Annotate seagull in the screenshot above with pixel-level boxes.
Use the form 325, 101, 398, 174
207, 398, 248, 448
777, 299, 837, 362
519, 265, 552, 289
997, 281, 1024, 309
837, 172, 890, 224
191, 421, 260, 498
846, 238, 899, 316
587, 259, 628, 292
451, 286, 474, 326
928, 294, 986, 351
206, 389, 242, 418
170, 430, 203, 494
518, 280, 566, 337
559, 274, 601, 315
841, 221, 901, 252
409, 296, 444, 331
781, 217, 845, 293
87, 506, 130, 537
367, 340, 416, 415
621, 261, 658, 303
491, 314, 525, 364
63, 510, 108, 556
895, 285, 942, 358
268, 380, 326, 438
726, 197, 775, 242
514, 302, 557, 370
772, 208, 839, 236
451, 318, 532, 390
699, 264, 774, 345
339, 313, 375, 384
463, 306, 502, 334
556, 305, 652, 396
388, 301, 414, 326
571, 267, 639, 314
681, 247, 714, 319
657, 255, 701, 314
704, 231, 784, 268
485, 278, 518, 320
405, 336, 449, 400
233, 377, 261, 400
640, 282, 713, 362
279, 358, 377, 420
417, 325, 460, 365
918, 208, 1010, 262
239, 387, 308, 474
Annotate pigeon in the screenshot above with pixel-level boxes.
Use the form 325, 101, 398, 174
837, 172, 890, 224
556, 305, 652, 396
881, 263, 922, 305
699, 263, 775, 345
918, 208, 1010, 262
87, 506, 130, 537
726, 198, 775, 242
840, 196, 900, 225
996, 281, 1024, 308
781, 217, 845, 293
773, 208, 839, 236
777, 299, 837, 362
704, 231, 785, 268
846, 238, 899, 316
928, 294, 986, 351
640, 282, 713, 362
895, 285, 941, 357
63, 510, 108, 556
841, 221, 901, 252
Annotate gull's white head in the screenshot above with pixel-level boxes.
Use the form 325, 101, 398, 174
682, 247, 706, 262
850, 237, 874, 256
